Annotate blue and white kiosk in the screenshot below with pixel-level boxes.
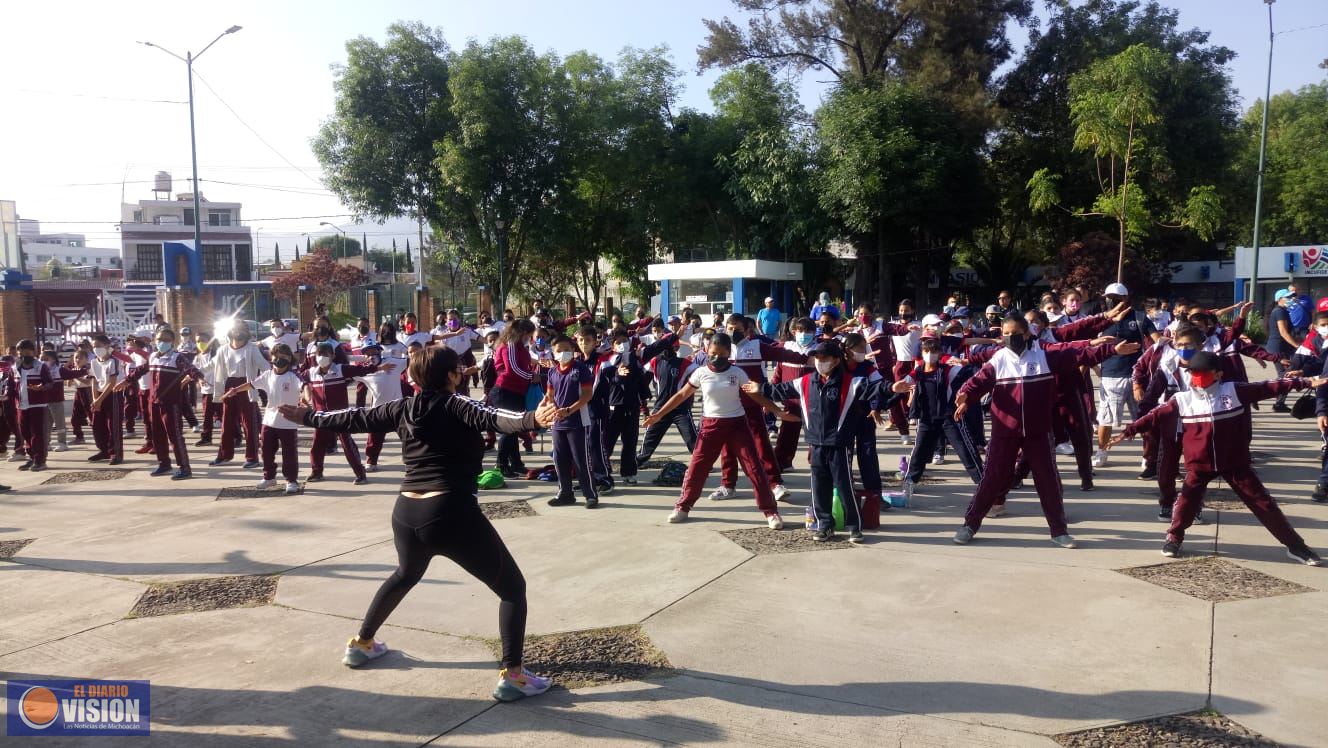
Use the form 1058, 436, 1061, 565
648, 259, 803, 318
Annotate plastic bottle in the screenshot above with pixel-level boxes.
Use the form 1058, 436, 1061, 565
832, 489, 846, 530
898, 456, 908, 477
804, 505, 817, 531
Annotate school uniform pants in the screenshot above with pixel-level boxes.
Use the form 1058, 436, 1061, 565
1169, 466, 1304, 548
18, 406, 48, 465
1155, 410, 1184, 510
719, 404, 782, 488
0, 400, 20, 454
586, 415, 612, 486
889, 362, 913, 436
636, 406, 697, 462
311, 428, 365, 478
855, 416, 883, 495
136, 390, 156, 453
808, 444, 860, 531
148, 401, 190, 470
179, 382, 199, 428
774, 398, 802, 467
44, 400, 66, 448
1014, 394, 1093, 484
198, 393, 217, 441
963, 433, 1067, 538
366, 431, 388, 465
601, 406, 640, 478
92, 392, 124, 460
260, 426, 299, 482
216, 377, 259, 462
907, 419, 983, 485
70, 387, 92, 440
123, 385, 138, 433
677, 416, 777, 516
552, 426, 597, 501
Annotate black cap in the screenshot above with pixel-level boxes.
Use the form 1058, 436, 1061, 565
1188, 351, 1221, 372
808, 339, 843, 358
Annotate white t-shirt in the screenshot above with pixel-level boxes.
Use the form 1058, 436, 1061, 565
250, 369, 304, 429
192, 352, 215, 393
263, 332, 303, 353
687, 364, 749, 419
222, 346, 250, 378
438, 326, 479, 355
403, 331, 434, 349
90, 355, 121, 391
357, 354, 406, 406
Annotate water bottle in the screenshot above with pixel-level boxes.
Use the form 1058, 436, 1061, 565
898, 456, 908, 478
804, 505, 817, 531
832, 489, 846, 531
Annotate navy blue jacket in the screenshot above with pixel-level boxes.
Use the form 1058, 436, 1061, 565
763, 366, 889, 448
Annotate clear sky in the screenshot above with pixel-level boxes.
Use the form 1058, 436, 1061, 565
2, 0, 1324, 263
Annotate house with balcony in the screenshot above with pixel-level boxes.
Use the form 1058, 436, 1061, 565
120, 186, 254, 283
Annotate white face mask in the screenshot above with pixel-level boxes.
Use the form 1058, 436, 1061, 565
614, 343, 627, 354
852, 350, 867, 362
1029, 322, 1041, 336
93, 347, 108, 359
1317, 325, 1328, 338
271, 327, 283, 336
814, 359, 836, 376
555, 350, 575, 364
923, 352, 940, 365
316, 355, 332, 369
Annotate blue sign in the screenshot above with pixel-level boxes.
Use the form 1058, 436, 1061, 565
6, 679, 150, 736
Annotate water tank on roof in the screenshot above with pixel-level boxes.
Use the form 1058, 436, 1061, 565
154, 171, 172, 194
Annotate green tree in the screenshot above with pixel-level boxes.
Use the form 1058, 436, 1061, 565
309, 234, 362, 258
1231, 80, 1328, 246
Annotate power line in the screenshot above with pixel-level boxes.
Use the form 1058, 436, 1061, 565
189, 68, 324, 187
17, 88, 187, 105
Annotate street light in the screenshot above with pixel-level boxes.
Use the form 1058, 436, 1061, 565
320, 222, 347, 260
138, 25, 242, 266
1250, 0, 1275, 312
494, 219, 507, 314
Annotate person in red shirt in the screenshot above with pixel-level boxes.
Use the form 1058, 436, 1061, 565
119, 328, 201, 479
1114, 351, 1324, 565
303, 341, 391, 484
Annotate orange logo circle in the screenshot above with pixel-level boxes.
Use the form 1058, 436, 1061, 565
20, 686, 59, 729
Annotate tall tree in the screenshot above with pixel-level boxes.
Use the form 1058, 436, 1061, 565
309, 234, 363, 257
271, 247, 369, 306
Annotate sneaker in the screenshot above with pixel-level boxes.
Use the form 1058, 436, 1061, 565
1162, 541, 1182, 558
71, 437, 85, 446
772, 483, 791, 502
6, 452, 23, 462
191, 424, 202, 433
285, 482, 301, 495
306, 473, 324, 483
342, 637, 389, 667
547, 495, 576, 507
1286, 545, 1323, 567
900, 435, 913, 446
1271, 403, 1292, 413
29, 463, 47, 472
848, 528, 864, 544
1010, 479, 1024, 491
492, 666, 551, 702
209, 458, 232, 467
668, 508, 688, 523
622, 475, 637, 486
1051, 534, 1078, 549
585, 495, 598, 509
353, 476, 368, 485
242, 460, 261, 470
1192, 512, 1206, 525
87, 452, 109, 462
194, 438, 212, 447
1080, 478, 1094, 492
134, 445, 154, 455
256, 479, 276, 490
766, 514, 784, 530
986, 503, 1007, 518
1138, 465, 1158, 480
932, 453, 944, 465
365, 463, 378, 473
17, 460, 33, 471
149, 465, 173, 477
1091, 450, 1108, 468
953, 526, 974, 545
597, 481, 615, 496
709, 485, 736, 501
1139, 457, 1149, 470
108, 457, 123, 465
171, 469, 192, 480
1159, 506, 1173, 521
53, 444, 68, 452
812, 526, 835, 542
1312, 484, 1328, 503
1054, 442, 1074, 456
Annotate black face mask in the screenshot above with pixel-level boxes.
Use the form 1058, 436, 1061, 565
1004, 334, 1028, 354
899, 313, 915, 322
20, 355, 35, 367
358, 326, 369, 335
272, 357, 291, 370
709, 356, 730, 371
729, 330, 745, 343
1105, 296, 1124, 307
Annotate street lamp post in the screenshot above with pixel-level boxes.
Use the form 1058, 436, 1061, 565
320, 222, 347, 260
1250, 0, 1275, 312
139, 26, 242, 263
494, 219, 507, 315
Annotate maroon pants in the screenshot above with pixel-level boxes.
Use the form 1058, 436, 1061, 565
773, 398, 802, 468
18, 406, 48, 466
0, 400, 20, 454
310, 428, 365, 478
261, 426, 299, 481
199, 393, 217, 440
1169, 466, 1304, 547
1155, 410, 1183, 508
148, 401, 190, 470
71, 387, 92, 439
678, 416, 777, 515
123, 385, 138, 433
217, 377, 259, 462
92, 392, 124, 459
889, 361, 912, 436
365, 431, 387, 464
719, 405, 782, 488
964, 433, 1067, 537
1014, 392, 1093, 484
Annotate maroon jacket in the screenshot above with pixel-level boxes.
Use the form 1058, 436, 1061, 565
1124, 379, 1307, 472
959, 341, 1118, 439
125, 352, 202, 407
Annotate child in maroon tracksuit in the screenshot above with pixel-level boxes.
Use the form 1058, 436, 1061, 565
1116, 350, 1324, 565
10, 340, 52, 471
121, 329, 201, 479
303, 341, 386, 484
952, 317, 1138, 547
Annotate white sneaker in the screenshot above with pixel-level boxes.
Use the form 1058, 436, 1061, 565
668, 508, 688, 523
492, 666, 552, 702
1055, 442, 1074, 456
986, 503, 1007, 518
766, 514, 784, 530
53, 444, 68, 452
953, 526, 974, 544
1051, 534, 1078, 549
255, 479, 276, 490
622, 475, 637, 485
1139, 457, 1148, 470
900, 435, 913, 446
342, 637, 389, 667
8, 452, 23, 462
285, 481, 301, 495
1091, 450, 1108, 468
364, 463, 378, 473
932, 453, 944, 465
772, 483, 791, 502
191, 424, 202, 433
709, 486, 736, 501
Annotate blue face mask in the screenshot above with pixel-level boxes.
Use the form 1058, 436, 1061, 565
1178, 347, 1197, 361
796, 332, 814, 347
156, 341, 173, 354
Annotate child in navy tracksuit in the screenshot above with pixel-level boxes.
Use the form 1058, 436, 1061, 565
599, 327, 647, 485
636, 337, 700, 462
747, 339, 889, 543
896, 336, 983, 499
841, 333, 886, 503
544, 335, 599, 508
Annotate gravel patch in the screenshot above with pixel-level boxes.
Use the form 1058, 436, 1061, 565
880, 473, 949, 488
127, 575, 279, 618
0, 538, 35, 559
480, 500, 537, 520
637, 459, 678, 470
1203, 489, 1245, 512
215, 484, 305, 500
1055, 709, 1279, 747
1117, 556, 1314, 602
41, 469, 132, 485
721, 527, 857, 555
500, 625, 673, 689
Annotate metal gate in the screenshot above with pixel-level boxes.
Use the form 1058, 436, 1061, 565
33, 287, 104, 347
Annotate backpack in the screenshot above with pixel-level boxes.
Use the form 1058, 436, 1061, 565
477, 470, 505, 489
652, 461, 687, 487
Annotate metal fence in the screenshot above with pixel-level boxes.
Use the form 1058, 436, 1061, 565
348, 283, 417, 325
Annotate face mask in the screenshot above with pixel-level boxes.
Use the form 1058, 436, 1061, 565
858, 314, 871, 325
899, 313, 914, 322
358, 325, 369, 335
156, 341, 173, 354
709, 356, 730, 371
1177, 347, 1197, 361
94, 347, 108, 359
923, 352, 940, 365
796, 332, 814, 347
555, 350, 575, 364
447, 320, 460, 331
273, 357, 291, 370
404, 322, 417, 334
613, 342, 628, 354
730, 329, 745, 343
316, 355, 332, 369
20, 355, 35, 366
814, 359, 837, 376
1317, 325, 1328, 338
503, 317, 514, 323
271, 327, 284, 337
1065, 301, 1080, 314
1028, 323, 1041, 336
380, 332, 396, 343
534, 337, 546, 348
1005, 334, 1027, 354
1189, 370, 1217, 389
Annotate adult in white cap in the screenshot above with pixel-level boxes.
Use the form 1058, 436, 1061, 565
1093, 281, 1159, 467
757, 296, 783, 339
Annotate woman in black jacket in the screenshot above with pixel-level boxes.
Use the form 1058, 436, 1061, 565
280, 346, 559, 702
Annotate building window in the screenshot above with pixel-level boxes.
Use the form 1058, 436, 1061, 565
135, 244, 163, 280
207, 210, 231, 226
234, 244, 252, 281
133, 210, 143, 223
203, 245, 234, 281
183, 208, 195, 226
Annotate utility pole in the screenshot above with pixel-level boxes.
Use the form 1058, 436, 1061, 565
1249, 0, 1275, 311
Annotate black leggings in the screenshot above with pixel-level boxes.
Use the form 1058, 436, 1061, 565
492, 387, 527, 471
359, 493, 527, 667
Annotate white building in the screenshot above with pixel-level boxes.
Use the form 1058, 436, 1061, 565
19, 221, 121, 269
120, 174, 254, 283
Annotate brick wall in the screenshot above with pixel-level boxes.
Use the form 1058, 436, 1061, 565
0, 289, 35, 348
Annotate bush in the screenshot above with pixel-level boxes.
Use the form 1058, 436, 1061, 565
1243, 310, 1266, 345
